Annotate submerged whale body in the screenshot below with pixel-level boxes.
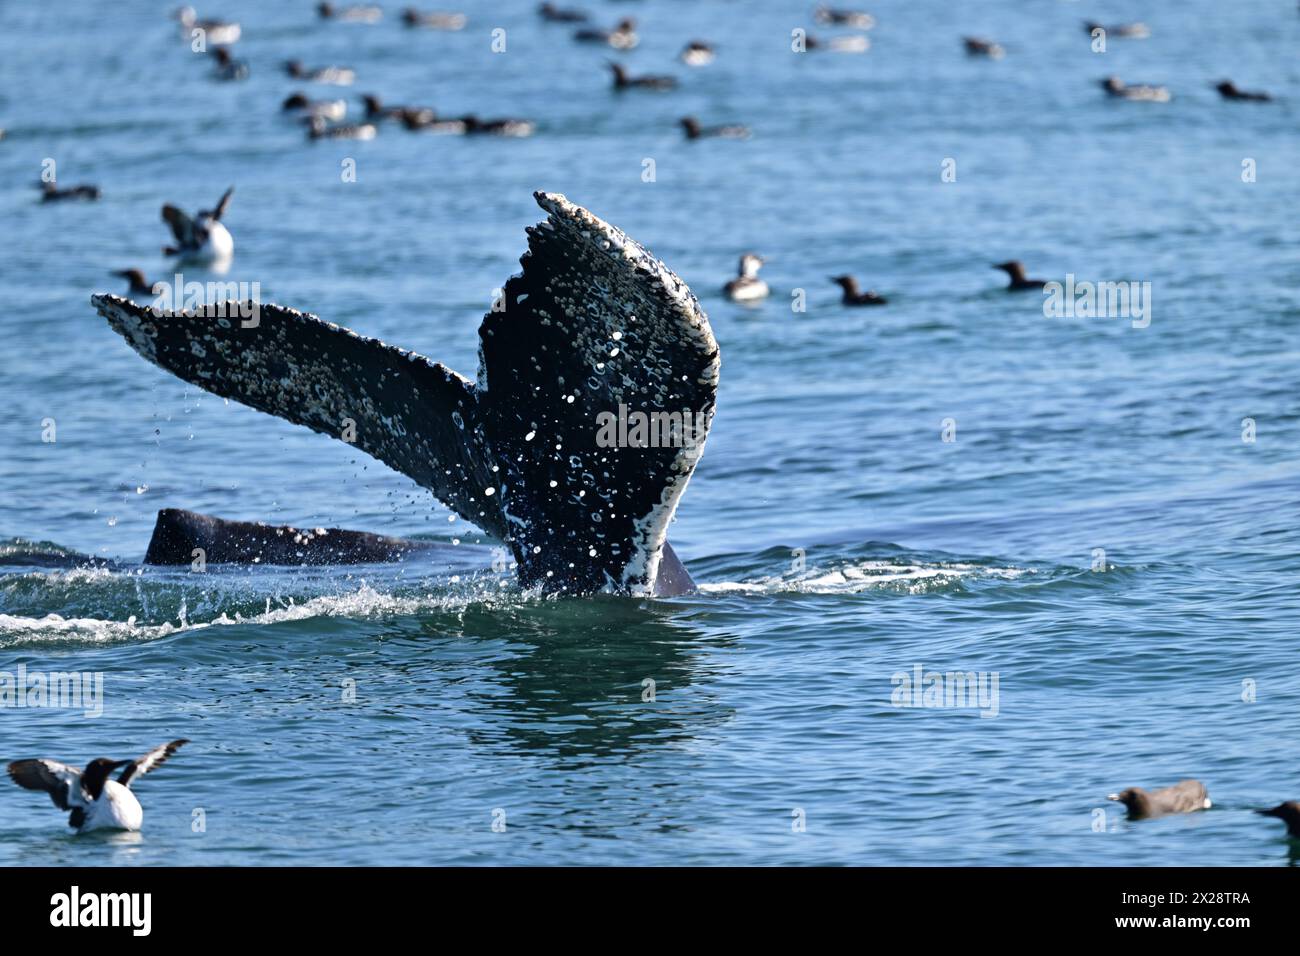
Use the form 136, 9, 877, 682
92, 192, 718, 597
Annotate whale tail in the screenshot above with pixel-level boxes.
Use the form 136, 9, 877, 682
92, 192, 718, 595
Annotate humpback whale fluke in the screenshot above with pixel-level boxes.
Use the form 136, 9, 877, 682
92, 192, 719, 597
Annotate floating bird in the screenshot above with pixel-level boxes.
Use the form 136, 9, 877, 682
210, 46, 249, 81
8, 740, 189, 833
399, 109, 468, 133
306, 116, 378, 140
173, 7, 241, 45
161, 186, 235, 265
539, 3, 588, 24
1257, 801, 1300, 838
831, 275, 887, 306
401, 8, 466, 30
39, 181, 100, 202
318, 2, 383, 22
282, 91, 347, 122
114, 269, 155, 296
609, 63, 677, 91
992, 261, 1046, 291
285, 60, 356, 86
680, 41, 716, 66
1100, 76, 1170, 102
575, 17, 637, 49
680, 116, 750, 140
1216, 80, 1272, 102
463, 115, 534, 137
1108, 780, 1211, 818
1084, 20, 1150, 39
963, 36, 1005, 59
814, 5, 875, 28
362, 94, 412, 121
724, 254, 769, 302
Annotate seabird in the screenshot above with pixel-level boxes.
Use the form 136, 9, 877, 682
318, 2, 383, 22
210, 46, 249, 81
400, 108, 468, 133
680, 116, 750, 140
1257, 801, 1300, 839
574, 17, 638, 50
1100, 76, 1170, 102
539, 2, 587, 22
814, 5, 875, 28
173, 7, 241, 45
992, 260, 1046, 291
680, 41, 716, 66
282, 92, 347, 122
306, 116, 378, 140
401, 8, 467, 30
963, 36, 1005, 59
1083, 20, 1150, 39
1108, 780, 1211, 818
114, 269, 155, 297
462, 115, 534, 137
285, 60, 356, 86
362, 94, 412, 121
831, 275, 887, 306
1216, 80, 1272, 102
724, 254, 769, 302
39, 181, 100, 202
609, 63, 677, 91
161, 186, 235, 266
8, 740, 189, 833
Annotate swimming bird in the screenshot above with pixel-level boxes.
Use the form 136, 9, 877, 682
39, 181, 100, 202
285, 60, 356, 86
401, 8, 467, 30
963, 37, 1005, 59
1100, 76, 1170, 102
362, 94, 411, 121
574, 17, 638, 49
318, 2, 383, 22
1257, 801, 1300, 838
161, 186, 234, 265
1083, 20, 1150, 39
306, 116, 378, 140
462, 115, 535, 137
210, 46, 249, 81
680, 116, 750, 140
992, 260, 1046, 291
539, 2, 587, 22
400, 109, 468, 133
1108, 780, 1211, 818
814, 5, 875, 28
283, 91, 347, 122
609, 63, 677, 91
724, 254, 769, 302
114, 269, 155, 296
1216, 80, 1272, 102
831, 275, 887, 306
8, 740, 189, 833
680, 41, 716, 66
92, 192, 716, 597
173, 6, 241, 45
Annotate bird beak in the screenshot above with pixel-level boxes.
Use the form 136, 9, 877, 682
1106, 793, 1120, 801
1256, 807, 1279, 816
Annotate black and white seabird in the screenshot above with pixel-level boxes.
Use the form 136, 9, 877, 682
210, 46, 249, 81
306, 116, 378, 140
8, 740, 189, 833
362, 94, 410, 121
1216, 80, 1272, 102
283, 92, 348, 122
680, 116, 750, 140
680, 41, 716, 66
162, 187, 234, 266
461, 115, 535, 137
173, 6, 241, 45
831, 274, 887, 306
114, 269, 155, 297
539, 2, 587, 23
574, 17, 638, 50
992, 260, 1046, 291
1107, 780, 1211, 818
724, 254, 769, 302
318, 2, 383, 22
608, 63, 677, 91
91, 192, 716, 597
285, 60, 356, 86
1100, 76, 1170, 102
39, 181, 101, 202
963, 36, 1005, 59
814, 5, 875, 29
401, 8, 466, 30
1257, 801, 1300, 838
1083, 20, 1150, 39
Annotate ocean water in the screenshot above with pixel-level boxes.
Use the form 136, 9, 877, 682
1, 0, 1298, 866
